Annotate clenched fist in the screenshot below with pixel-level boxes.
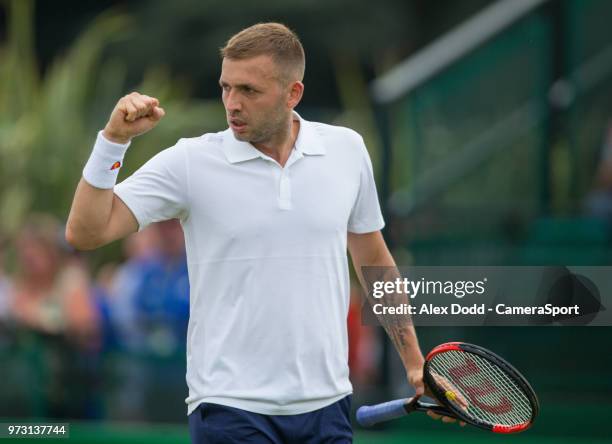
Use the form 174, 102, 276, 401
103, 92, 165, 144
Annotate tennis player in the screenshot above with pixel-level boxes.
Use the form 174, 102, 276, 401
66, 23, 447, 443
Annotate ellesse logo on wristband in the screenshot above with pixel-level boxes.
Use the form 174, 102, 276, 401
110, 161, 121, 170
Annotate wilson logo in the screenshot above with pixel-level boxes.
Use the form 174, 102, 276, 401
447, 357, 513, 415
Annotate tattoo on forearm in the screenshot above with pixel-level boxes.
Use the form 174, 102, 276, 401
360, 266, 420, 364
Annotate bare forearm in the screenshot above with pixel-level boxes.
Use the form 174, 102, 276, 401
355, 261, 424, 369
350, 233, 424, 369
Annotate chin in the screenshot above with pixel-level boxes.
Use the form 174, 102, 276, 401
232, 130, 249, 142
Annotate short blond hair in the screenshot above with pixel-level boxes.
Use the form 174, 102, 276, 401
220, 23, 305, 83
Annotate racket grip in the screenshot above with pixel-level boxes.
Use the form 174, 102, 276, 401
356, 399, 408, 427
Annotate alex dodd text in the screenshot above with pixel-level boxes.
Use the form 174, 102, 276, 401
372, 303, 580, 317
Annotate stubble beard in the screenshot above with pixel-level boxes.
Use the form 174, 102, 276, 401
237, 106, 290, 145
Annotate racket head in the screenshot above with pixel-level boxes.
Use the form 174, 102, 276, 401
423, 342, 539, 434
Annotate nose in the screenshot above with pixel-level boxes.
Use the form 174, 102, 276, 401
224, 89, 242, 113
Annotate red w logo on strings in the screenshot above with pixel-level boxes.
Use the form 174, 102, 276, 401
447, 357, 513, 414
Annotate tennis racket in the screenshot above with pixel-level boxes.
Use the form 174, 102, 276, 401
356, 342, 539, 433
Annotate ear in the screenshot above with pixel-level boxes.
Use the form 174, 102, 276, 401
287, 81, 304, 109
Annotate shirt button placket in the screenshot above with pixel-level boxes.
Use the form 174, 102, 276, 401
279, 170, 292, 210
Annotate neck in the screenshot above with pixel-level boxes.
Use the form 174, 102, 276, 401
253, 116, 300, 167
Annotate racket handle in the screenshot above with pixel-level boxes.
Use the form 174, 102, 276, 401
356, 399, 409, 427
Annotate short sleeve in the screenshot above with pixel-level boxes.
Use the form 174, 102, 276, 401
114, 143, 189, 230
347, 138, 385, 233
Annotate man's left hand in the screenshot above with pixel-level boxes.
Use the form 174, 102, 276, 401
406, 365, 466, 427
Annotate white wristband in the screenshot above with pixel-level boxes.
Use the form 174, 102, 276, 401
82, 131, 131, 189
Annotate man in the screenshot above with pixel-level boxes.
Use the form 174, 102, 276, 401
67, 23, 451, 443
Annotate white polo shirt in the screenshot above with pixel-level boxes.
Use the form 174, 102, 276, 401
114, 113, 385, 415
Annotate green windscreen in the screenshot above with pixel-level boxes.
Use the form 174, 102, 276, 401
387, 11, 552, 243
385, 0, 612, 247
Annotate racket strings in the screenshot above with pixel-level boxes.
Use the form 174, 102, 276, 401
433, 353, 530, 426
430, 352, 531, 425
429, 351, 533, 427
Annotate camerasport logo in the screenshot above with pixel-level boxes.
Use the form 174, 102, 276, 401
110, 161, 121, 170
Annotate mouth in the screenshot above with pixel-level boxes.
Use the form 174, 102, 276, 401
229, 118, 247, 132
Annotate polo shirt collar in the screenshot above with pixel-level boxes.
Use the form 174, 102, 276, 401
223, 112, 326, 164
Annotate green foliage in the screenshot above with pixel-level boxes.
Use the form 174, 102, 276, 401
0, 0, 225, 236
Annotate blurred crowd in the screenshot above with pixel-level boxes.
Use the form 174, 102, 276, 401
0, 214, 378, 420
0, 215, 189, 356
0, 215, 191, 419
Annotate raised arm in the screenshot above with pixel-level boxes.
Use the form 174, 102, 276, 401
65, 92, 165, 250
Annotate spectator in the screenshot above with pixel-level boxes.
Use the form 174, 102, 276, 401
133, 219, 189, 356
91, 263, 120, 350
9, 214, 101, 418
109, 225, 161, 351
11, 214, 99, 347
105, 221, 188, 421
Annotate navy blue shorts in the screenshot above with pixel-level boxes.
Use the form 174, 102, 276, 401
188, 396, 353, 443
